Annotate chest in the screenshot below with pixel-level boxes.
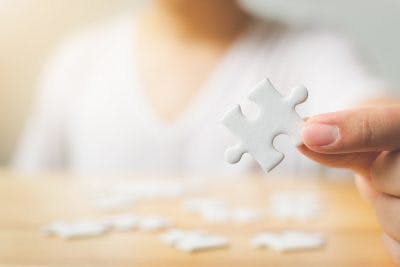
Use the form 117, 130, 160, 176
66, 81, 241, 174
135, 36, 229, 123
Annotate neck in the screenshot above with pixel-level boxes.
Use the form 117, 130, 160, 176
140, 0, 252, 43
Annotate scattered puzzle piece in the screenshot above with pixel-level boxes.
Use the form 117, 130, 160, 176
138, 216, 172, 231
43, 221, 110, 239
43, 214, 173, 239
161, 229, 207, 245
269, 191, 321, 221
93, 182, 187, 211
103, 214, 139, 231
183, 198, 262, 224
176, 235, 228, 252
183, 198, 229, 224
251, 231, 325, 252
161, 229, 229, 253
222, 78, 308, 172
231, 208, 261, 224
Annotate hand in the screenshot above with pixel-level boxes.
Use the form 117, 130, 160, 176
299, 105, 400, 264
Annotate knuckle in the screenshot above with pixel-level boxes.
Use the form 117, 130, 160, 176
360, 115, 376, 147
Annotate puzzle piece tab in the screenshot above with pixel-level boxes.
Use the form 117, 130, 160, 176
222, 78, 308, 172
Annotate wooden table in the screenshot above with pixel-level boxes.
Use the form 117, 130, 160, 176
0, 172, 395, 267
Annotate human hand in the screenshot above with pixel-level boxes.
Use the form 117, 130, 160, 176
300, 105, 400, 264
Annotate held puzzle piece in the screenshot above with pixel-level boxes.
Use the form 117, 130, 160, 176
222, 78, 308, 172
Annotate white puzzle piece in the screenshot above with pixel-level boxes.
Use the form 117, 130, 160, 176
43, 221, 110, 239
183, 198, 227, 213
251, 231, 325, 252
43, 214, 172, 239
176, 235, 228, 252
269, 191, 321, 221
138, 216, 172, 231
183, 198, 262, 224
161, 229, 228, 253
222, 78, 308, 172
93, 182, 186, 211
161, 229, 207, 245
231, 208, 261, 224
103, 214, 139, 231
183, 198, 230, 224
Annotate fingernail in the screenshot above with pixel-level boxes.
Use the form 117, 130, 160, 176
302, 123, 339, 147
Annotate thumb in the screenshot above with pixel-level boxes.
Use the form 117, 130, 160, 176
302, 106, 400, 154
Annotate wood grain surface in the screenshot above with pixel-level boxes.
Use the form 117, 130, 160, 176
0, 172, 394, 267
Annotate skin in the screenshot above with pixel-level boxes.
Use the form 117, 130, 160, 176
137, 0, 400, 263
135, 0, 251, 122
301, 102, 400, 264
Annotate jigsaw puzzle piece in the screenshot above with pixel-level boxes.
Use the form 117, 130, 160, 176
224, 124, 284, 172
248, 79, 282, 106
221, 105, 247, 140
285, 85, 308, 107
225, 143, 246, 164
248, 79, 307, 147
249, 79, 308, 108
283, 85, 308, 146
222, 105, 248, 164
222, 78, 308, 173
252, 145, 284, 173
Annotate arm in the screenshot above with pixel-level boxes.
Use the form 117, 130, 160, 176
12, 36, 83, 173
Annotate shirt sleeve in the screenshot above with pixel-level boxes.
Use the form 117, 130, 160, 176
278, 30, 389, 117
12, 37, 86, 173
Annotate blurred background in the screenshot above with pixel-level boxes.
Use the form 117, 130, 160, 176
0, 0, 399, 167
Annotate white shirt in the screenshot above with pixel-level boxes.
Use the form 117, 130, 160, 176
13, 16, 384, 177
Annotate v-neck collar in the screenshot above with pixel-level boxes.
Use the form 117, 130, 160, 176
125, 17, 262, 140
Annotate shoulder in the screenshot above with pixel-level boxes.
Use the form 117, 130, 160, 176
281, 26, 355, 59
36, 14, 136, 103
254, 20, 355, 57
44, 14, 135, 73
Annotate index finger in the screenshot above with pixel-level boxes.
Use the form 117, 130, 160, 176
302, 106, 400, 154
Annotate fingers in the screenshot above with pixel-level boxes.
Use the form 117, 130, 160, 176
301, 105, 400, 264
302, 106, 400, 154
370, 151, 400, 197
354, 174, 379, 203
374, 193, 400, 243
383, 234, 400, 265
355, 175, 400, 244
298, 145, 379, 177
300, 146, 400, 198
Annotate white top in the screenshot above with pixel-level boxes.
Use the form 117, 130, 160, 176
13, 16, 384, 177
